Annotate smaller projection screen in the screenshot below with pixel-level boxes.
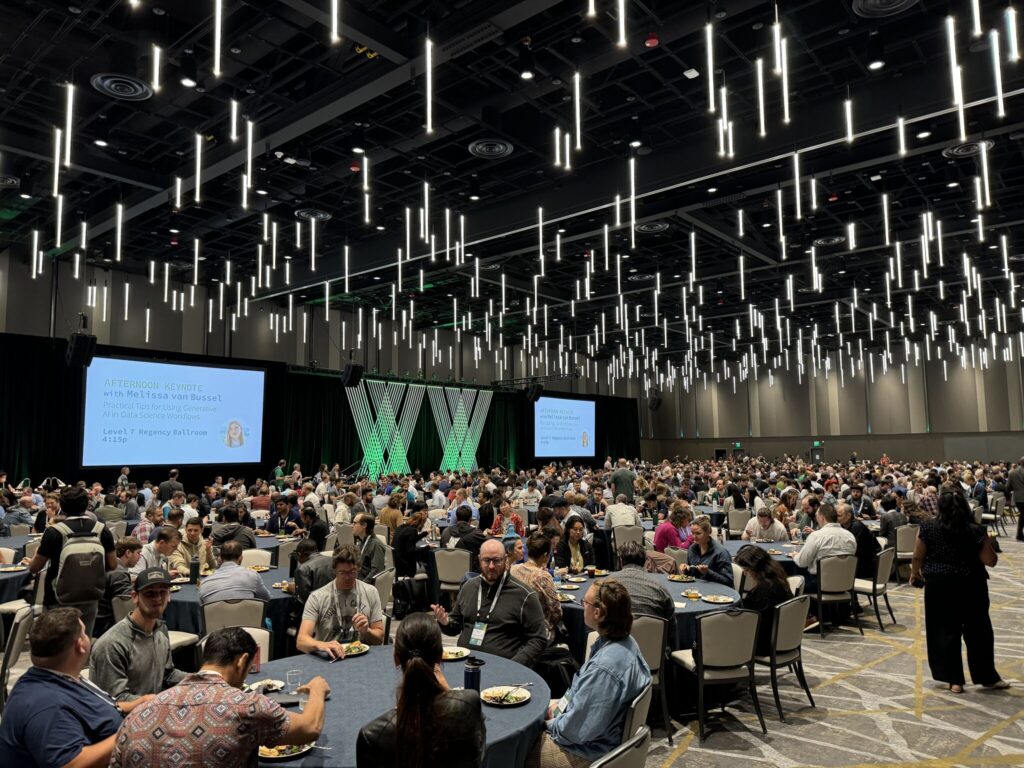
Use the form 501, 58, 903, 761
533, 396, 596, 457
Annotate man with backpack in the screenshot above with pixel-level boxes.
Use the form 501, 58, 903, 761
28, 485, 117, 636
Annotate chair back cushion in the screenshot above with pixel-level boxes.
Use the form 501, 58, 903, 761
621, 685, 652, 744
875, 547, 896, 583
434, 548, 471, 583
697, 609, 758, 668
817, 554, 857, 593
773, 595, 810, 654
629, 616, 666, 674
895, 524, 919, 553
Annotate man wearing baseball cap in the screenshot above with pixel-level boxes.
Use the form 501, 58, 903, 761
89, 567, 185, 701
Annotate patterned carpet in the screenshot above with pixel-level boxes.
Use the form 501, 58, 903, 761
646, 536, 1024, 768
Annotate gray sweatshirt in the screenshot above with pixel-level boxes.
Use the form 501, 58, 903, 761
88, 615, 185, 701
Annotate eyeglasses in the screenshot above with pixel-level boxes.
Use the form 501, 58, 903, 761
335, 568, 358, 577
479, 557, 504, 566
581, 599, 597, 608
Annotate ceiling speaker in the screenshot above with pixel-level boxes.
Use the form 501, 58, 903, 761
525, 383, 544, 403
65, 332, 97, 368
340, 362, 364, 388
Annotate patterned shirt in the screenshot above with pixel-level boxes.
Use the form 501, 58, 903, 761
109, 671, 289, 768
510, 562, 562, 636
134, 519, 155, 545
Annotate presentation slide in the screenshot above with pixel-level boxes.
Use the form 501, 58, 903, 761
534, 397, 596, 457
82, 357, 265, 466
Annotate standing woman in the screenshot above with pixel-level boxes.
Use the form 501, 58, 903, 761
357, 612, 486, 767
910, 491, 1009, 693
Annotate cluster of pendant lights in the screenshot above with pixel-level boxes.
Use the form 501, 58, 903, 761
26, 1, 1024, 395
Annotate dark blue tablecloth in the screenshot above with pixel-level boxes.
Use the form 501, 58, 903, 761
164, 568, 293, 659
0, 568, 31, 602
722, 540, 800, 574
1, 535, 33, 561
248, 648, 548, 768
560, 573, 741, 662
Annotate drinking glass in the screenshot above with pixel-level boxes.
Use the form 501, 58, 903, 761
286, 669, 301, 694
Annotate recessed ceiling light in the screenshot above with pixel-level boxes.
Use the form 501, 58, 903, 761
373, 275, 381, 280
947, 181, 959, 188
837, 269, 847, 274
762, 222, 771, 228
682, 68, 699, 79
169, 228, 180, 234
375, 225, 385, 230
255, 189, 268, 196
867, 60, 885, 71
93, 138, 109, 147
916, 130, 932, 139
673, 273, 681, 278
708, 187, 717, 193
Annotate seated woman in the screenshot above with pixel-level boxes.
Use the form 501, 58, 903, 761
653, 507, 693, 552
357, 613, 486, 768
530, 580, 651, 767
554, 517, 595, 573
392, 510, 429, 578
682, 516, 734, 586
490, 501, 526, 538
511, 532, 563, 641
734, 545, 794, 656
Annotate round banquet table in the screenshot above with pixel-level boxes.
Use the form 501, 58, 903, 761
722, 539, 801, 575
592, 520, 654, 570
559, 572, 741, 663
164, 568, 293, 659
248, 647, 548, 768
0, 567, 31, 602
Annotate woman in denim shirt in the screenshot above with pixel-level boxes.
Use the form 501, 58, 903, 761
529, 580, 651, 767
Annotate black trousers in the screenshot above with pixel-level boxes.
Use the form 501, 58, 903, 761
923, 574, 1000, 686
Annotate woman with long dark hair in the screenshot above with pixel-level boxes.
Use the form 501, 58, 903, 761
357, 613, 486, 767
910, 491, 1009, 693
734, 545, 793, 656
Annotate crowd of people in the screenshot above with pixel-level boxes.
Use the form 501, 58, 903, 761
0, 451, 1014, 766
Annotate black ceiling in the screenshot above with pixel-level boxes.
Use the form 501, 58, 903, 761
2, 0, 1023, 387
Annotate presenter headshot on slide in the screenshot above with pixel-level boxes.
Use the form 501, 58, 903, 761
224, 420, 245, 448
581, 431, 589, 448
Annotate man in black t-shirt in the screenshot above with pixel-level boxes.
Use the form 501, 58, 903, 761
29, 486, 116, 636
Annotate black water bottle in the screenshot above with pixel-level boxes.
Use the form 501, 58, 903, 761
189, 556, 200, 584
463, 657, 484, 692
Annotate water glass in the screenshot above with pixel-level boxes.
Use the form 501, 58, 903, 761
286, 669, 301, 694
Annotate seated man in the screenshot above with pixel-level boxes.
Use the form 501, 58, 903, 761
285, 539, 335, 623
297, 544, 385, 659
440, 504, 487, 571
95, 536, 142, 637
168, 517, 217, 574
89, 568, 186, 700
792, 503, 856, 593
294, 504, 329, 552
198, 540, 272, 605
132, 525, 186, 577
210, 504, 258, 550
608, 541, 674, 621
431, 539, 548, 668
133, 505, 163, 546
742, 508, 791, 542
109, 627, 330, 766
352, 512, 386, 583
837, 502, 881, 580
265, 496, 301, 535
95, 493, 124, 525
603, 494, 643, 530
0, 607, 151, 767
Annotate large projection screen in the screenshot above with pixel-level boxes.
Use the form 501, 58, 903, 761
82, 357, 265, 466
534, 396, 596, 458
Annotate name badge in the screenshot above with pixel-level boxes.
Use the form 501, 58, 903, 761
469, 621, 488, 646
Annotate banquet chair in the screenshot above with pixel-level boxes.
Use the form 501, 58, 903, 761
0, 548, 14, 565
112, 594, 134, 623
786, 575, 805, 597
374, 568, 395, 643
24, 540, 40, 560
752, 495, 766, 513
0, 567, 46, 650
980, 500, 1007, 536
275, 539, 299, 570
202, 598, 267, 634
108, 520, 127, 539
323, 532, 337, 554
814, 554, 862, 638
0, 605, 35, 715
591, 726, 651, 768
240, 549, 272, 568
696, 491, 708, 506
611, 525, 644, 567
198, 626, 272, 662
731, 563, 747, 595
727, 508, 751, 539
434, 549, 471, 602
335, 523, 355, 548
374, 523, 390, 544
630, 616, 673, 744
584, 631, 598, 662
620, 683, 652, 745
8, 524, 30, 537
664, 546, 687, 571
384, 545, 394, 571
322, 503, 335, 520
670, 608, 766, 742
754, 594, 814, 722
854, 547, 897, 631
894, 524, 920, 583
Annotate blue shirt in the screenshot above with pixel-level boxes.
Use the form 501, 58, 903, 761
197, 561, 273, 604
447, 503, 479, 526
265, 509, 301, 534
546, 635, 651, 760
0, 666, 123, 768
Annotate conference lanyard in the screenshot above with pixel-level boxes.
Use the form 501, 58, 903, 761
332, 584, 358, 637
475, 571, 507, 623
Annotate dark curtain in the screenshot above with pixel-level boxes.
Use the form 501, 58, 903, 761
406, 394, 442, 475
596, 394, 641, 461
279, 371, 360, 474
478, 391, 525, 471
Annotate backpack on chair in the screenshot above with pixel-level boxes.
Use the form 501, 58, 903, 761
53, 521, 107, 605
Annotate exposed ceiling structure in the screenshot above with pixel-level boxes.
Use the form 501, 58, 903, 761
2, 0, 1024, 393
